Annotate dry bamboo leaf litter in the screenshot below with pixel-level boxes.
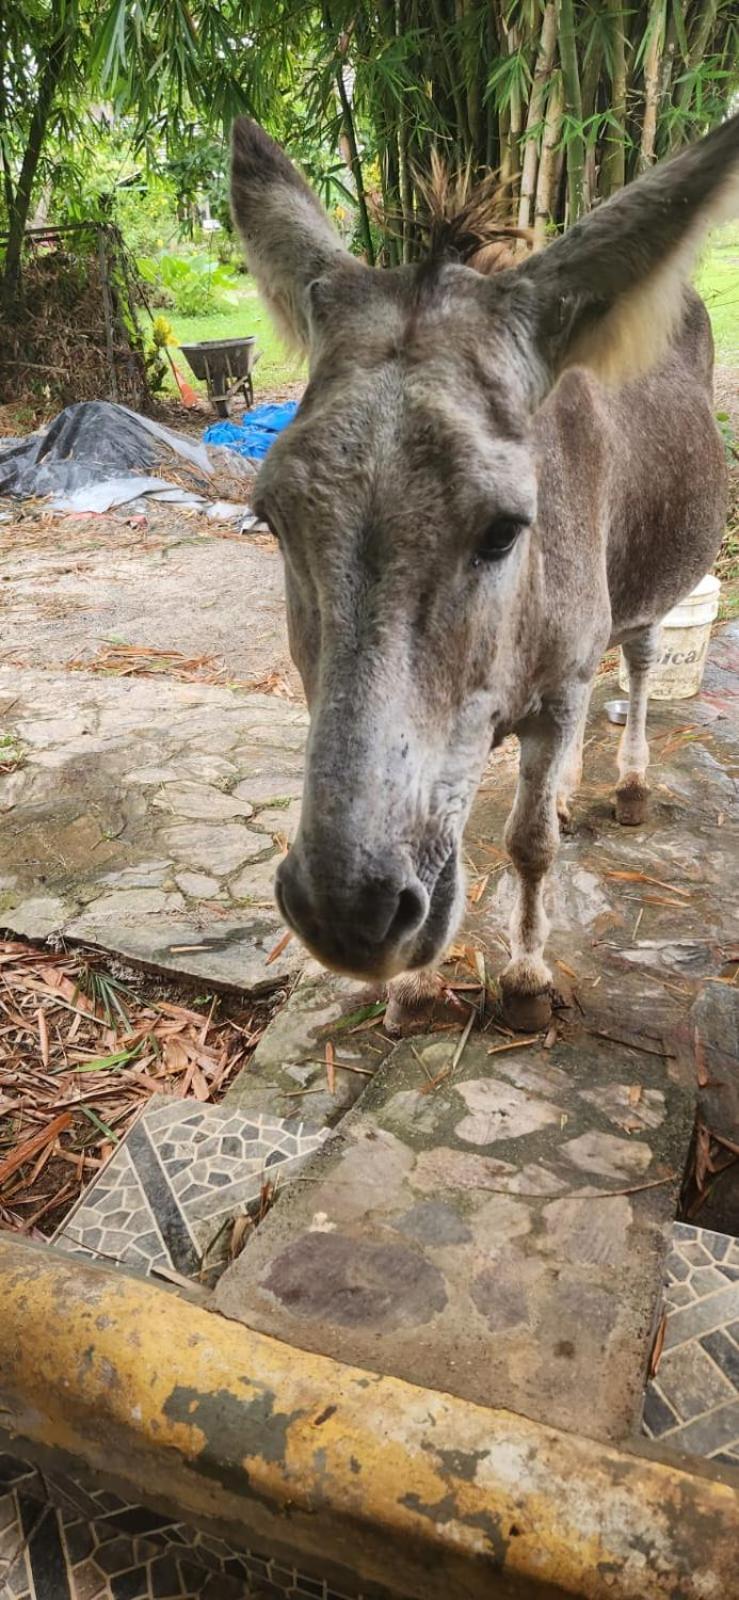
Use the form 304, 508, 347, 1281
0, 939, 276, 1237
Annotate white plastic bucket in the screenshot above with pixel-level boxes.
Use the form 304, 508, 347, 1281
618, 574, 721, 701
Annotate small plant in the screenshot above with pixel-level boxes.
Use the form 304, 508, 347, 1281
144, 314, 175, 394
74, 962, 136, 1028
0, 733, 26, 774
715, 410, 737, 465
151, 313, 175, 347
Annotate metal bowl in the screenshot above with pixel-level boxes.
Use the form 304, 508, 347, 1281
604, 699, 629, 725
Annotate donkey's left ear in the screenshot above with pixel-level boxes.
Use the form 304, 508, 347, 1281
231, 119, 353, 355
511, 113, 739, 389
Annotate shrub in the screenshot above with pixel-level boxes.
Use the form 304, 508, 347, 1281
136, 252, 238, 317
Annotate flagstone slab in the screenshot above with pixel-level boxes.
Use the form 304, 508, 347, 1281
214, 1024, 695, 1445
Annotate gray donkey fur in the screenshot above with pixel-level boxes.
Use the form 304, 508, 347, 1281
231, 114, 737, 1033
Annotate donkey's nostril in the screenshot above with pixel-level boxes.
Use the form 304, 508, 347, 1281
386, 880, 428, 946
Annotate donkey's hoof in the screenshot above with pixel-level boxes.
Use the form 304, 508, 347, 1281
384, 991, 427, 1037
499, 979, 552, 1034
501, 988, 552, 1033
615, 779, 648, 827
384, 997, 432, 1037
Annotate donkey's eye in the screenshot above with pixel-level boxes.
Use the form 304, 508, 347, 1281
472, 517, 525, 566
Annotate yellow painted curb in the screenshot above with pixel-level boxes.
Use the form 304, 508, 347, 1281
0, 1237, 736, 1599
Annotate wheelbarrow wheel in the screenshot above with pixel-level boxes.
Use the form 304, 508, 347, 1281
214, 398, 229, 418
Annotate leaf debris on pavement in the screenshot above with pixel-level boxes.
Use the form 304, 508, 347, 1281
0, 938, 275, 1237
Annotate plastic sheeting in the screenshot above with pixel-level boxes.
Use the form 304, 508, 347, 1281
204, 402, 298, 460
0, 400, 218, 509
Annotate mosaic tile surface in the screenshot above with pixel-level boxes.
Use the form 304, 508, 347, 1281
54, 1098, 327, 1284
643, 1222, 739, 1463
0, 1455, 380, 1599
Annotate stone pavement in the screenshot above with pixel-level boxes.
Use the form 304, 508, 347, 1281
213, 1021, 693, 1444
1, 609, 738, 1466
0, 666, 307, 990
213, 625, 739, 1449
0, 504, 296, 687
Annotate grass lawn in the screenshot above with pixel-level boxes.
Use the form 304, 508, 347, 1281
695, 222, 739, 362
161, 223, 738, 404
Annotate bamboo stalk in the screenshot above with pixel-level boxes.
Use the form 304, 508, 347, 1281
430, 0, 469, 147
334, 58, 376, 265
639, 0, 666, 169
558, 0, 586, 221
673, 0, 720, 141
518, 0, 559, 231
461, 0, 482, 157
580, 32, 603, 209
602, 0, 628, 194
398, 0, 416, 261
505, 20, 523, 200
533, 70, 563, 248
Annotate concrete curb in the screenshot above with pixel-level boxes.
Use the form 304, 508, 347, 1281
0, 1236, 736, 1600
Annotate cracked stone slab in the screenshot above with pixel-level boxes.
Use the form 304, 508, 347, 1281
223, 959, 393, 1126
214, 1024, 694, 1444
0, 668, 306, 989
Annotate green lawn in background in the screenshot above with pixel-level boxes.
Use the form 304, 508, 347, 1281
161, 223, 738, 406
695, 222, 739, 363
164, 287, 304, 398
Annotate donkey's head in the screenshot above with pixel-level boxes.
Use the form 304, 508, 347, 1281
232, 116, 737, 981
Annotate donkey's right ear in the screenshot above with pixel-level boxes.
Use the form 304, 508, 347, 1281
230, 119, 352, 355
510, 111, 739, 391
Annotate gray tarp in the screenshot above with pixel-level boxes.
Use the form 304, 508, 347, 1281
0, 400, 254, 515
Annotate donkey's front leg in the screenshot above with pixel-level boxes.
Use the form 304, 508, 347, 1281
615, 624, 660, 826
385, 968, 440, 1036
500, 699, 585, 1032
385, 967, 470, 1036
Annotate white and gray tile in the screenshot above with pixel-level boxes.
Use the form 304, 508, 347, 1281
643, 1222, 739, 1464
0, 1454, 384, 1599
54, 1098, 327, 1284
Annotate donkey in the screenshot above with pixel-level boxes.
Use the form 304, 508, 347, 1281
231, 114, 737, 1033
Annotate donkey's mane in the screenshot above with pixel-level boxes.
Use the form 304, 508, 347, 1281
415, 149, 533, 274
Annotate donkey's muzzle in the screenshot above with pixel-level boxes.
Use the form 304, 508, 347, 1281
275, 848, 430, 978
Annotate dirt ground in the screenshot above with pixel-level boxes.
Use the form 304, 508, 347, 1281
0, 501, 300, 691
1, 365, 736, 684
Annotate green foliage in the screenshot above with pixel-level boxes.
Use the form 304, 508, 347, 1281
2, 0, 737, 323
137, 251, 238, 316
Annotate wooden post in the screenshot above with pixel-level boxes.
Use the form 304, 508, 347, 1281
97, 226, 118, 403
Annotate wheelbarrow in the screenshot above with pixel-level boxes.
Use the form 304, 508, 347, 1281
177, 336, 259, 417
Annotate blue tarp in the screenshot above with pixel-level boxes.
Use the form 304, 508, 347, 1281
204, 402, 299, 461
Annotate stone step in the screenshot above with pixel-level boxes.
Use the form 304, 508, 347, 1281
222, 959, 393, 1125
213, 1019, 695, 1446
